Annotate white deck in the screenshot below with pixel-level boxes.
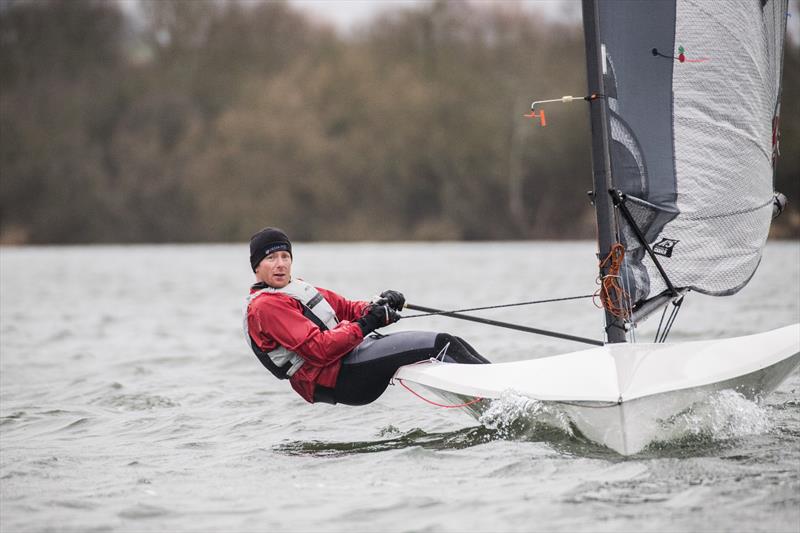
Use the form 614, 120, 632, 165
394, 324, 800, 454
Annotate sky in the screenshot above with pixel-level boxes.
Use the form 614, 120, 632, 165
116, 0, 798, 45
289, 0, 798, 42
289, 0, 582, 33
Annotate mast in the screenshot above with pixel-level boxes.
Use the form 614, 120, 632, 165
581, 0, 627, 343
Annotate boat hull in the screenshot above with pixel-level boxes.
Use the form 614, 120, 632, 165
394, 325, 800, 455
566, 350, 800, 454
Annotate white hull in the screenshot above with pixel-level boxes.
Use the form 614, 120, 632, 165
393, 324, 800, 455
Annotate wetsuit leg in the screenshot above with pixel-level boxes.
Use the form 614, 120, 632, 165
332, 331, 490, 406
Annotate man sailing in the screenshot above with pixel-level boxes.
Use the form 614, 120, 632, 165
244, 227, 490, 405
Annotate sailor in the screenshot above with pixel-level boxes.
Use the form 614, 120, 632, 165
245, 227, 490, 405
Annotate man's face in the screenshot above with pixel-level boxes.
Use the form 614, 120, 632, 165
255, 251, 292, 288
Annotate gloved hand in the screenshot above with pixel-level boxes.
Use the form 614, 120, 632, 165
378, 290, 405, 311
356, 304, 400, 335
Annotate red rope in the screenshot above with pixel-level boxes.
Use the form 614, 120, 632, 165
396, 379, 483, 409
594, 242, 630, 319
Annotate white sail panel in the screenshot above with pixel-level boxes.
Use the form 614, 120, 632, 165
596, 0, 788, 304
645, 0, 786, 297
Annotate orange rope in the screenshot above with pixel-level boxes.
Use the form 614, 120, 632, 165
397, 379, 484, 409
594, 243, 630, 319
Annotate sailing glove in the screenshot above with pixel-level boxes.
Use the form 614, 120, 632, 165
379, 290, 405, 311
357, 304, 400, 335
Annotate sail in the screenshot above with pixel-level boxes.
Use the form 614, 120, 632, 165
588, 0, 788, 306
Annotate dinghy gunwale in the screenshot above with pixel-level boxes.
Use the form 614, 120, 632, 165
394, 324, 800, 406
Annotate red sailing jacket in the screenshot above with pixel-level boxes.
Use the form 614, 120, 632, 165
246, 285, 369, 403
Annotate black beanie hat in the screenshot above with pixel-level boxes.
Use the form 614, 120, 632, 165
249, 227, 292, 272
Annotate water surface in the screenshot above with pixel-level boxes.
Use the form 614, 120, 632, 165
1, 242, 798, 532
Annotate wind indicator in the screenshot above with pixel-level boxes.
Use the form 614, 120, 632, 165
524, 94, 602, 127
652, 45, 709, 63
523, 109, 546, 126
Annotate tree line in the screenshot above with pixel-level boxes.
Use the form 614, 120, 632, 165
1, 0, 797, 244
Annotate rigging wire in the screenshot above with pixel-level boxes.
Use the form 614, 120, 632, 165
612, 209, 637, 343
622, 272, 637, 343
614, 208, 637, 343
654, 303, 670, 343
400, 294, 595, 319
623, 266, 637, 342
655, 295, 684, 343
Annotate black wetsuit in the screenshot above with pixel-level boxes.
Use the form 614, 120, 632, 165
314, 331, 490, 405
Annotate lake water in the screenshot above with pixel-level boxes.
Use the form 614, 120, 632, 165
1, 241, 798, 532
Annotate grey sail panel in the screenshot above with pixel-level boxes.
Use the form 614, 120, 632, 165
593, 0, 788, 305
